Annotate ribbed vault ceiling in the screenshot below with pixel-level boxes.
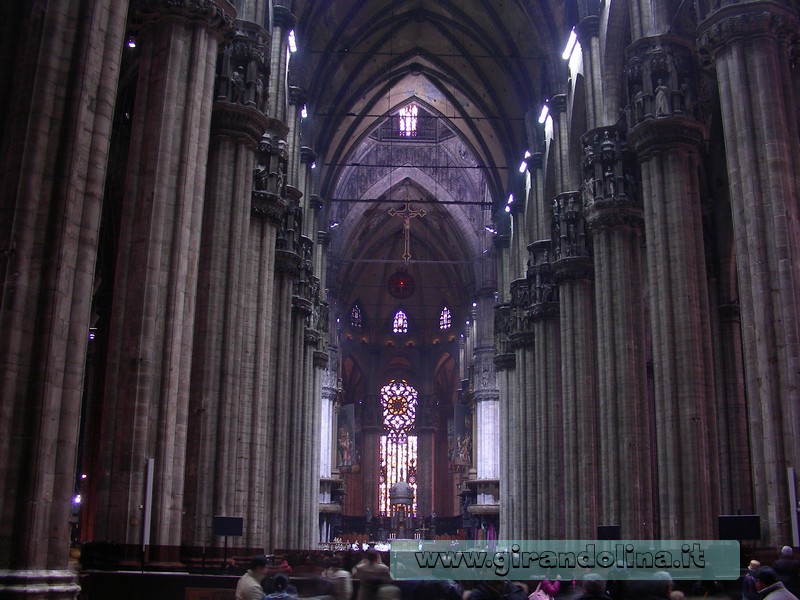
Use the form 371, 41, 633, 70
291, 0, 567, 342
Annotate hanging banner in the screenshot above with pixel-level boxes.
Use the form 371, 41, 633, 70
337, 403, 360, 473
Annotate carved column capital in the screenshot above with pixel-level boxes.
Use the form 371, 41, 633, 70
275, 249, 302, 275
211, 102, 269, 146
553, 256, 594, 282
317, 230, 331, 246
272, 4, 297, 30
215, 21, 271, 115
493, 303, 514, 357
581, 126, 643, 231
576, 15, 600, 43
698, 1, 798, 66
551, 191, 592, 270
310, 194, 324, 210
288, 85, 308, 106
137, 0, 235, 37
547, 94, 568, 115
624, 34, 703, 127
627, 116, 706, 157
251, 191, 288, 223
493, 353, 516, 371
492, 233, 510, 250
301, 146, 317, 164
525, 240, 559, 320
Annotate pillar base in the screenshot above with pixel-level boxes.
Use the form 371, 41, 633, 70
0, 570, 80, 600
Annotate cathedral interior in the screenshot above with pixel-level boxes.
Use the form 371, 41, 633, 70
2, 0, 800, 597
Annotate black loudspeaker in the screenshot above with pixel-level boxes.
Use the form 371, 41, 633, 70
212, 516, 244, 537
597, 525, 621, 540
718, 515, 761, 540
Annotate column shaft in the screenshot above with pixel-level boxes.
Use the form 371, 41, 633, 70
94, 3, 231, 556
699, 2, 800, 543
0, 0, 127, 581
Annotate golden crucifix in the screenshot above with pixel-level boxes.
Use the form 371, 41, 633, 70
388, 201, 426, 261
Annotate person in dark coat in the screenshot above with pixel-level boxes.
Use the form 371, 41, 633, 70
756, 567, 799, 600
468, 580, 528, 600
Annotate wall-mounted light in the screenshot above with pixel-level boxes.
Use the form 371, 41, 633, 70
311, 162, 317, 169
301, 104, 308, 119
126, 36, 136, 49
288, 30, 298, 53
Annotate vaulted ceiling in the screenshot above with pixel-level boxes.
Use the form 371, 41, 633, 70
294, 0, 567, 203
290, 0, 570, 343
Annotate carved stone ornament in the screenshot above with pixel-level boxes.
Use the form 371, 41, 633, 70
137, 0, 235, 36
272, 3, 297, 30
624, 34, 702, 128
215, 20, 271, 115
581, 126, 643, 231
211, 102, 269, 146
698, 2, 798, 67
251, 191, 289, 223
551, 191, 592, 266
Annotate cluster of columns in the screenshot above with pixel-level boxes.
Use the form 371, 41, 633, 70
1, 0, 330, 591
497, 0, 799, 545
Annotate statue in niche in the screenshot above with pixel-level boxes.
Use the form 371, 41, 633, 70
680, 82, 694, 117
655, 79, 671, 117
634, 86, 646, 122
231, 67, 245, 104
604, 166, 616, 198
252, 76, 264, 111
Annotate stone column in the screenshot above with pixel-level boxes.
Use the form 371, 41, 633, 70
269, 191, 302, 550
183, 19, 270, 551
527, 241, 562, 540
473, 291, 501, 486
583, 126, 655, 539
269, 1, 294, 122
509, 279, 533, 539
552, 192, 598, 539
625, 35, 720, 539
415, 392, 435, 520
241, 125, 289, 550
698, 0, 800, 544
361, 396, 384, 517
493, 303, 515, 540
0, 0, 128, 592
92, 0, 233, 561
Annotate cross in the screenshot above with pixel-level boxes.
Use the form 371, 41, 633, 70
388, 201, 426, 261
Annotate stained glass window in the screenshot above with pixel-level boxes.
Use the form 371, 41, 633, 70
439, 306, 452, 330
392, 310, 408, 334
351, 304, 363, 328
398, 104, 418, 137
379, 380, 418, 515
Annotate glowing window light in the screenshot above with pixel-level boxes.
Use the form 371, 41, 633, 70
562, 28, 578, 60
439, 306, 452, 330
399, 104, 418, 137
392, 310, 408, 334
378, 380, 418, 516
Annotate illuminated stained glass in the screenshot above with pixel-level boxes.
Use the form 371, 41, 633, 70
351, 303, 363, 328
378, 380, 418, 515
399, 104, 418, 137
392, 310, 408, 334
439, 306, 451, 330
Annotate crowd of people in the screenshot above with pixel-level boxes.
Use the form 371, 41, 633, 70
234, 546, 800, 600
